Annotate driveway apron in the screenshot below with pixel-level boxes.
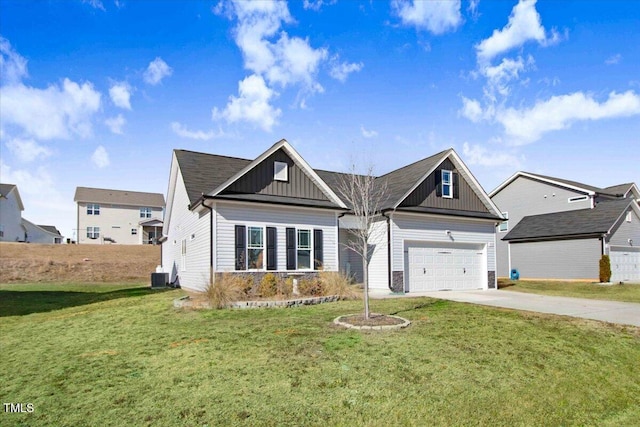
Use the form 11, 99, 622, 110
372, 290, 640, 327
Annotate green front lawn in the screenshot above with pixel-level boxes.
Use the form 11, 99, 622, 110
1, 283, 639, 426
499, 279, 640, 303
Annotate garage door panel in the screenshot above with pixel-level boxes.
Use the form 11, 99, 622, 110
610, 247, 640, 283
406, 242, 485, 292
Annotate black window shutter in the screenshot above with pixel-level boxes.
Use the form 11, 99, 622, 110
235, 225, 246, 271
435, 170, 442, 197
286, 227, 296, 270
314, 229, 323, 270
266, 227, 277, 271
453, 173, 459, 199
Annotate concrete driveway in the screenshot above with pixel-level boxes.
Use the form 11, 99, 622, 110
372, 290, 640, 327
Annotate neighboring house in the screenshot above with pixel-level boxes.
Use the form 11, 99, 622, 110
161, 139, 503, 293
74, 187, 165, 245
0, 183, 25, 242
21, 220, 63, 244
1, 183, 63, 244
490, 172, 640, 283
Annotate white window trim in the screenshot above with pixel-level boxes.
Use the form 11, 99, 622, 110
568, 195, 589, 203
131, 228, 138, 235
296, 228, 314, 271
87, 226, 100, 239
87, 203, 100, 215
499, 212, 509, 233
140, 207, 152, 218
442, 170, 453, 199
627, 212, 633, 223
274, 161, 288, 182
247, 226, 265, 271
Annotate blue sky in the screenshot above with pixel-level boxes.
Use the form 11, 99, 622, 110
1, 0, 639, 240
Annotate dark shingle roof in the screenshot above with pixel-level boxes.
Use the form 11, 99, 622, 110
520, 172, 633, 197
601, 183, 634, 197
503, 199, 633, 241
74, 187, 165, 207
376, 149, 449, 209
175, 150, 251, 205
38, 225, 62, 236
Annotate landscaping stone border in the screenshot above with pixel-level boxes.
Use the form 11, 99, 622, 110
333, 314, 411, 331
173, 295, 339, 309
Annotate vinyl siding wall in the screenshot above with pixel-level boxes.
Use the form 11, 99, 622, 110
608, 208, 640, 247
339, 228, 364, 283
215, 202, 338, 273
492, 176, 593, 277
162, 170, 211, 291
391, 213, 496, 272
0, 192, 23, 242
509, 238, 601, 280
367, 219, 389, 291
77, 202, 163, 245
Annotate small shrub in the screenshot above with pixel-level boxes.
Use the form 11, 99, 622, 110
205, 273, 245, 308
278, 277, 294, 299
599, 255, 611, 283
320, 271, 361, 300
298, 277, 325, 297
259, 273, 279, 298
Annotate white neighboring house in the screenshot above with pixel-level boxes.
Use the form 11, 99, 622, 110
74, 187, 165, 245
161, 139, 503, 293
0, 183, 63, 244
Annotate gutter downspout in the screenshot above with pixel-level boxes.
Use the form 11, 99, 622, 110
381, 210, 393, 292
337, 212, 348, 275
202, 195, 214, 286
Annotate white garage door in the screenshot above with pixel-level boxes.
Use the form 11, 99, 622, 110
610, 247, 640, 283
405, 242, 485, 292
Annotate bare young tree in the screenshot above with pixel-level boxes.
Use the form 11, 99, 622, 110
336, 164, 389, 319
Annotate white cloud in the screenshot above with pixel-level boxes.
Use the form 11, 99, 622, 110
329, 56, 363, 82
83, 0, 105, 10
462, 142, 523, 168
467, 0, 480, 20
0, 159, 57, 199
212, 74, 281, 132
171, 122, 223, 141
5, 138, 52, 163
109, 82, 132, 109
91, 145, 110, 168
266, 32, 328, 91
496, 90, 640, 144
392, 0, 462, 34
605, 54, 621, 65
482, 55, 533, 98
0, 37, 28, 84
360, 126, 378, 138
303, 0, 336, 11
105, 114, 126, 134
1, 78, 102, 140
143, 57, 173, 85
475, 0, 553, 63
459, 97, 484, 122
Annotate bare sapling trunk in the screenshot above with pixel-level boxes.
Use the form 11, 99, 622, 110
336, 164, 388, 320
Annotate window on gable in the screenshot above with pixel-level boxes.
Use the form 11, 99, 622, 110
140, 207, 152, 218
627, 212, 633, 223
441, 170, 453, 198
247, 226, 264, 269
87, 204, 100, 215
274, 161, 288, 182
499, 212, 509, 232
297, 229, 312, 270
87, 226, 100, 239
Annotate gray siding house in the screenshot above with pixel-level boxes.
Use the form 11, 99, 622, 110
161, 139, 503, 293
490, 172, 640, 283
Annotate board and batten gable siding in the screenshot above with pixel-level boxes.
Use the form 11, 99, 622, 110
509, 238, 601, 280
223, 149, 330, 201
608, 207, 640, 247
492, 176, 593, 277
367, 219, 389, 291
215, 202, 337, 272
162, 169, 211, 291
391, 213, 496, 273
399, 158, 490, 214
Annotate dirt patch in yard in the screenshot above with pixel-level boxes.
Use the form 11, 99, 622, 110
0, 242, 160, 283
